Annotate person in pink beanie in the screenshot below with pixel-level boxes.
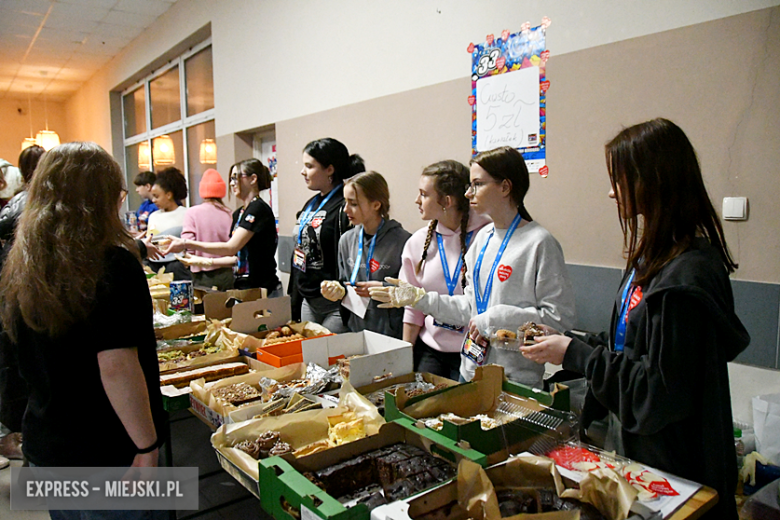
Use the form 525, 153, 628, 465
180, 168, 234, 290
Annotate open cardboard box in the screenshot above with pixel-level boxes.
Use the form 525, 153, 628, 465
258, 419, 488, 520
160, 355, 273, 413
355, 373, 460, 416
202, 288, 267, 321
189, 363, 319, 429
302, 330, 413, 388
384, 365, 574, 462
211, 381, 387, 498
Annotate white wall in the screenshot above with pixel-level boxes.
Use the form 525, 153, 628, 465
67, 0, 780, 146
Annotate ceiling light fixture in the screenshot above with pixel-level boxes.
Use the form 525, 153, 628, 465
199, 138, 217, 164
153, 135, 175, 165
20, 90, 38, 151
35, 89, 60, 151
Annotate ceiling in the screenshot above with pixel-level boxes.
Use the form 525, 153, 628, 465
0, 0, 179, 102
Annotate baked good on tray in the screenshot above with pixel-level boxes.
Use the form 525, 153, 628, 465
159, 361, 249, 388
519, 321, 545, 345
212, 382, 263, 406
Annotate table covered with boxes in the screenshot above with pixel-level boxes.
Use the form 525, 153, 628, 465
150, 281, 718, 520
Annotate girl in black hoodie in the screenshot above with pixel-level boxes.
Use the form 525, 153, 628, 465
522, 118, 749, 519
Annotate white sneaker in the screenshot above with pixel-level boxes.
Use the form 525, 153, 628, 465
0, 456, 9, 470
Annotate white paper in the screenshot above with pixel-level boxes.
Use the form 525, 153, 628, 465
342, 285, 369, 319
475, 66, 540, 152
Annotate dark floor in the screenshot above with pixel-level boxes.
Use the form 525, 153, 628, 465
164, 409, 274, 520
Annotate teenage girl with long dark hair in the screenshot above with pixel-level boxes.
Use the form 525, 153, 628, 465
289, 138, 364, 331
521, 119, 749, 519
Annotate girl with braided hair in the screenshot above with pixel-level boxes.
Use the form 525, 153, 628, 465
397, 161, 490, 379
372, 147, 575, 386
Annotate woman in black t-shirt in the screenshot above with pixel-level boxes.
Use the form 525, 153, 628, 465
288, 138, 364, 330
164, 159, 281, 294
0, 143, 166, 515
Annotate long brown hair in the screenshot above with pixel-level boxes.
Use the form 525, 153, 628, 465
417, 160, 472, 289
0, 142, 138, 341
606, 118, 737, 286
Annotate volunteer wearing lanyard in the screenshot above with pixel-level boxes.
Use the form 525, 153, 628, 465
163, 159, 281, 294
321, 172, 411, 338
520, 119, 749, 519
398, 161, 490, 379
289, 138, 365, 332
372, 146, 575, 386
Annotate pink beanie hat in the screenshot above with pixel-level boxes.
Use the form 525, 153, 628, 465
199, 169, 226, 199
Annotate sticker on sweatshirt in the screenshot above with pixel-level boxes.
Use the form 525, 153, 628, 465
461, 336, 488, 365
497, 264, 513, 282
433, 319, 465, 333
370, 259, 381, 273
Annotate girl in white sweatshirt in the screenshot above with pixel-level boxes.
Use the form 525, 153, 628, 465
371, 146, 575, 387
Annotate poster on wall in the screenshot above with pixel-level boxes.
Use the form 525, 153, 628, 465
469, 19, 550, 176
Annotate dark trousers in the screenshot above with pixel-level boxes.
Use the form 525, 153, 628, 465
0, 331, 27, 431
413, 337, 461, 381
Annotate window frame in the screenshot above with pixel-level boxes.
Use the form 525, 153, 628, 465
121, 38, 215, 207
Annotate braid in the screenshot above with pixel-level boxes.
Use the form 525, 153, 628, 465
417, 220, 437, 274
459, 210, 470, 289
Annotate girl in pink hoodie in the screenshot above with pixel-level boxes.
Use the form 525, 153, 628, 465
398, 161, 490, 379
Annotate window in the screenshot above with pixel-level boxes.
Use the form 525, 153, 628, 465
121, 39, 215, 209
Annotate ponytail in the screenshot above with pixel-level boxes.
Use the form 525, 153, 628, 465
417, 220, 437, 274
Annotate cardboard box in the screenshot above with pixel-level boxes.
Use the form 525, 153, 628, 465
384, 365, 574, 460
244, 321, 334, 367
189, 362, 307, 429
231, 296, 291, 334
355, 372, 459, 416
302, 330, 413, 388
160, 355, 273, 416
258, 419, 487, 520
202, 288, 267, 321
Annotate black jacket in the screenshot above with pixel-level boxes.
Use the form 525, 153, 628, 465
563, 238, 749, 519
0, 190, 26, 243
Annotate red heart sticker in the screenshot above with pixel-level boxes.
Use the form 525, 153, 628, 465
370, 259, 381, 273
497, 265, 512, 282
539, 165, 549, 178
496, 56, 506, 70
311, 217, 323, 229
540, 80, 551, 92
467, 42, 475, 53
541, 50, 550, 62
486, 34, 494, 45
468, 95, 476, 106
501, 29, 510, 41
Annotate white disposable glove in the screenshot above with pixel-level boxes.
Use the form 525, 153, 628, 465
320, 280, 346, 302
369, 277, 426, 308
174, 252, 213, 268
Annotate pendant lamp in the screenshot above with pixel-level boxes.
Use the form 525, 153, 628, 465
20, 92, 38, 151
35, 94, 60, 151
153, 135, 175, 165
199, 139, 217, 164
138, 141, 152, 169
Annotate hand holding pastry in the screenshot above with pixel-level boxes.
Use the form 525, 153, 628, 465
175, 252, 213, 268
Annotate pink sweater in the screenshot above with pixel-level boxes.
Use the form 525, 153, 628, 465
181, 202, 233, 272
399, 212, 491, 352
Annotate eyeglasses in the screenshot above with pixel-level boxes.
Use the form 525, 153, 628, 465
466, 179, 499, 193
230, 173, 250, 183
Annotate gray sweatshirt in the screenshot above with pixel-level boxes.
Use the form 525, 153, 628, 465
414, 220, 575, 387
338, 219, 411, 339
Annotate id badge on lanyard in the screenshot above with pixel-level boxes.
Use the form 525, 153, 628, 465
292, 246, 306, 272
461, 335, 489, 366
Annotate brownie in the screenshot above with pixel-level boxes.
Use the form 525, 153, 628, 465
497, 489, 540, 516
316, 454, 377, 497
383, 478, 416, 502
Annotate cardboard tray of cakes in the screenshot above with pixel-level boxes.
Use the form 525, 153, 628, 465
210, 380, 387, 498
384, 365, 576, 463
257, 419, 488, 520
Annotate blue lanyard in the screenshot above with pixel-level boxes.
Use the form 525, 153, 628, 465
473, 214, 522, 314
350, 220, 385, 285
296, 186, 340, 245
437, 230, 474, 296
614, 269, 637, 353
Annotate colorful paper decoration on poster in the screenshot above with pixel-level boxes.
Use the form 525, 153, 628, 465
469, 18, 550, 175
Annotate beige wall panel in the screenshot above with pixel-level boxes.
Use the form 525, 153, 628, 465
272, 7, 779, 283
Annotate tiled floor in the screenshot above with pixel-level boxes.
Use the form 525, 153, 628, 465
1, 410, 273, 519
